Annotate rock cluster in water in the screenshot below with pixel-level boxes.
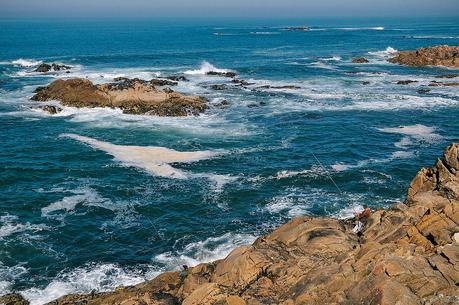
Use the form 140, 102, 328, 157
388, 45, 459, 68
3, 143, 458, 305
34, 63, 72, 73
30, 78, 207, 116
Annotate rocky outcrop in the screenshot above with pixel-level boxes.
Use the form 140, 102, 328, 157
429, 81, 459, 87
0, 293, 29, 305
352, 57, 369, 63
34, 63, 71, 73
30, 78, 207, 116
206, 71, 236, 78
32, 105, 63, 114
23, 143, 458, 305
388, 45, 459, 68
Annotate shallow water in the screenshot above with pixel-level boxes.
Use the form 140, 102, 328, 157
0, 17, 458, 304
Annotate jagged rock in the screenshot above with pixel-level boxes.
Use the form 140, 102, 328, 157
388, 45, 459, 68
42, 144, 459, 305
206, 71, 236, 78
34, 63, 71, 72
397, 80, 418, 85
33, 105, 63, 114
0, 293, 29, 305
30, 78, 207, 116
352, 57, 369, 63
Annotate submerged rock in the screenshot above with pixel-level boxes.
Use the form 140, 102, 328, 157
165, 75, 189, 82
429, 81, 459, 87
31, 78, 207, 116
351, 57, 369, 63
43, 143, 459, 305
417, 88, 431, 94
232, 79, 254, 86
435, 73, 459, 79
388, 45, 459, 68
210, 84, 227, 90
396, 80, 418, 85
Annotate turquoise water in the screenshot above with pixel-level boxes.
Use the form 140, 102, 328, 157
0, 17, 458, 304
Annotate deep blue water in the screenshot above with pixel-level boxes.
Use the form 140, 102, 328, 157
0, 17, 458, 304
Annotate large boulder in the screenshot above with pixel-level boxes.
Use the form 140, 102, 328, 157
31, 78, 207, 116
388, 45, 459, 68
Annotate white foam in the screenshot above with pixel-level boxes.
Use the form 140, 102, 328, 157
336, 27, 384, 31
154, 232, 255, 269
274, 165, 324, 180
331, 150, 413, 172
184, 61, 230, 75
41, 187, 111, 217
334, 204, 364, 219
61, 134, 219, 179
20, 263, 158, 305
0, 214, 47, 240
250, 31, 279, 35
310, 61, 337, 70
377, 124, 443, 144
368, 46, 398, 58
0, 263, 28, 296
321, 56, 342, 61
11, 59, 42, 67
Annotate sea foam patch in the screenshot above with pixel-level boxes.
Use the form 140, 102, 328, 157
61, 134, 219, 179
184, 61, 231, 75
377, 124, 443, 145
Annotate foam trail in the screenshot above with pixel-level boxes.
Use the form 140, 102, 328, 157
11, 59, 42, 67
184, 61, 230, 75
61, 134, 217, 179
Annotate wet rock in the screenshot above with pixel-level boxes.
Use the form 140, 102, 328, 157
362, 81, 370, 85
428, 81, 459, 87
34, 63, 52, 72
33, 105, 63, 114
165, 75, 189, 82
352, 57, 369, 63
150, 79, 178, 86
435, 73, 459, 79
417, 88, 431, 94
388, 45, 459, 68
31, 78, 207, 117
0, 293, 29, 305
232, 79, 254, 86
210, 84, 227, 90
34, 63, 71, 72
206, 71, 237, 78
396, 80, 418, 85
42, 144, 459, 305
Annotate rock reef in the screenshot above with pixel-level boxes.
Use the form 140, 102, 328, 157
388, 45, 459, 68
2, 143, 459, 305
31, 78, 207, 116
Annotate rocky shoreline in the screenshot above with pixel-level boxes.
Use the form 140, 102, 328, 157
31, 77, 207, 116
2, 143, 458, 305
388, 45, 459, 68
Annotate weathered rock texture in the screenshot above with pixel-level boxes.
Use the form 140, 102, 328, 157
388, 45, 459, 68
31, 78, 207, 116
3, 144, 459, 305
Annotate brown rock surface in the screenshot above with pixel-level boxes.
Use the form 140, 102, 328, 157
352, 57, 369, 63
23, 143, 459, 305
388, 45, 459, 68
31, 78, 207, 116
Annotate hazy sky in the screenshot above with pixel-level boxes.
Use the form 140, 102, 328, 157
0, 0, 458, 18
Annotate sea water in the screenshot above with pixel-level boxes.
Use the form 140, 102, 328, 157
0, 17, 458, 304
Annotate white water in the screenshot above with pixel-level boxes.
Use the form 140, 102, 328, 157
61, 134, 219, 179
184, 61, 230, 75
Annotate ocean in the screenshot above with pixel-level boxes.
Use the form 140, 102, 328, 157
0, 17, 458, 304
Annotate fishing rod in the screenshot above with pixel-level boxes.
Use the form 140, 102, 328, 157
311, 152, 357, 215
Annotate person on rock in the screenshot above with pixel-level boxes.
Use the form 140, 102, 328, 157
352, 205, 371, 234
